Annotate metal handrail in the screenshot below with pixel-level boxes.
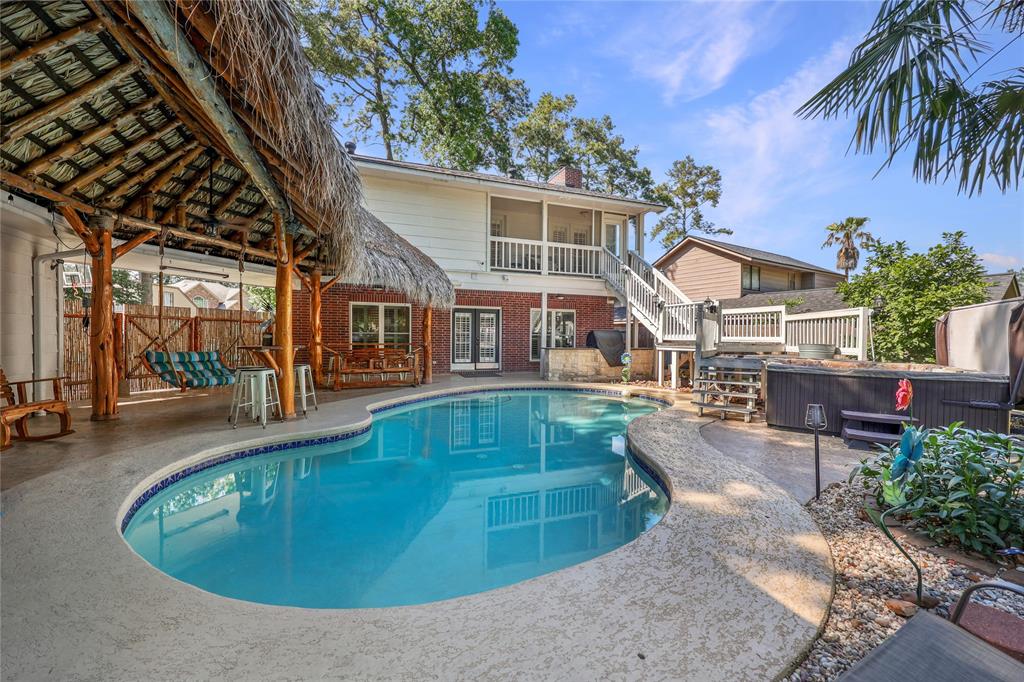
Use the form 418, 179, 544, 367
950, 579, 1024, 625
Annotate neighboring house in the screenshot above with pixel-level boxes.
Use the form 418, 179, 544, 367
653, 235, 846, 302
151, 280, 245, 310
291, 156, 664, 374
983, 272, 1021, 301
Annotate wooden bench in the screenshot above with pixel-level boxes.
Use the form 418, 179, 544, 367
1, 369, 73, 450
326, 345, 422, 389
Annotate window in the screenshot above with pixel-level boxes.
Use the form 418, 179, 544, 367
551, 226, 567, 243
163, 292, 174, 306
490, 214, 506, 237
351, 303, 410, 349
788, 273, 798, 290
530, 309, 576, 361
193, 296, 206, 308
741, 265, 761, 291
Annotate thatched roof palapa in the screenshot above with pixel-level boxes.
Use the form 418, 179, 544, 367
358, 206, 455, 308
0, 0, 452, 306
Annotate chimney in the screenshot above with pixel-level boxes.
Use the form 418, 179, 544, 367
548, 166, 582, 189
344, 141, 357, 154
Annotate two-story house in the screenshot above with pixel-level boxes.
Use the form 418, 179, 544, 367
292, 157, 666, 374
653, 235, 846, 302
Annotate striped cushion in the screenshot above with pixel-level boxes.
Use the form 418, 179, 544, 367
145, 351, 236, 388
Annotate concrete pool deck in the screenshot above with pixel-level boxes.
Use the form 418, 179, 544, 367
1, 376, 832, 681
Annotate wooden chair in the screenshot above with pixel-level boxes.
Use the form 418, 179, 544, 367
1, 368, 74, 450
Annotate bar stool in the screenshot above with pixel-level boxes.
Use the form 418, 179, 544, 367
294, 363, 318, 415
228, 366, 263, 422
230, 368, 282, 428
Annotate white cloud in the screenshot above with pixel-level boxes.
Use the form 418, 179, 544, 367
980, 252, 1022, 270
616, 3, 777, 104
688, 38, 857, 233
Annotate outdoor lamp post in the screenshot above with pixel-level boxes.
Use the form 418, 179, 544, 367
805, 404, 827, 500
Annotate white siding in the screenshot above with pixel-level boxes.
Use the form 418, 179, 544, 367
1, 199, 69, 398
361, 175, 488, 275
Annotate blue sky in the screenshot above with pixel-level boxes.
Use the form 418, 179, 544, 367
342, 1, 1023, 275
494, 0, 1024, 274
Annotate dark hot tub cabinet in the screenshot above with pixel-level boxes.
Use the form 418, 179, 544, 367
765, 360, 1011, 435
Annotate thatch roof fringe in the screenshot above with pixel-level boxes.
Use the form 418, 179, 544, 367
206, 0, 364, 276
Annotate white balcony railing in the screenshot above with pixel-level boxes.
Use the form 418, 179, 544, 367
490, 236, 542, 273
548, 243, 602, 276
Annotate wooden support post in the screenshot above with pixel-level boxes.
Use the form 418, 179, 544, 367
657, 349, 664, 387
670, 350, 679, 390
423, 304, 433, 384
309, 269, 323, 387
273, 213, 295, 417
89, 212, 118, 420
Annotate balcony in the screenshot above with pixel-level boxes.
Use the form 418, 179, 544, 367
489, 237, 603, 277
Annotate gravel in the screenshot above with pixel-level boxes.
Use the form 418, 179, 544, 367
787, 479, 1024, 681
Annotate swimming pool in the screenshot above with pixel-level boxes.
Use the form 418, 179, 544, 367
122, 390, 668, 608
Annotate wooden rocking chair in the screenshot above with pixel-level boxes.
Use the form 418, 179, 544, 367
1, 368, 74, 450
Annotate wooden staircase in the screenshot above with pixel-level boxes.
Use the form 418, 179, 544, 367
692, 363, 762, 423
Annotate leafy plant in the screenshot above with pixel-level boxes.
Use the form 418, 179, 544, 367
838, 231, 987, 362
797, 0, 1024, 195
853, 423, 1024, 559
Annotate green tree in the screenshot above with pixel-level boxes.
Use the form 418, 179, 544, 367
822, 216, 875, 278
570, 114, 654, 198
514, 92, 577, 181
245, 285, 276, 312
648, 156, 730, 249
797, 0, 1024, 195
839, 231, 987, 362
294, 0, 528, 171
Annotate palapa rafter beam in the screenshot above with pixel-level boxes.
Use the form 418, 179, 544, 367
129, 0, 290, 217
60, 118, 182, 193
0, 18, 103, 75
99, 142, 195, 205
2, 62, 137, 143
159, 154, 222, 222
19, 95, 161, 178
123, 145, 206, 215
55, 204, 99, 255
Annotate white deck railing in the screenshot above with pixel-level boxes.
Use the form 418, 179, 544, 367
661, 303, 699, 341
785, 307, 870, 360
720, 305, 787, 344
548, 243, 602, 276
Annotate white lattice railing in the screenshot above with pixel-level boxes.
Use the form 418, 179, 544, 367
490, 236, 543, 273
719, 305, 787, 343
548, 243, 602, 276
785, 307, 870, 360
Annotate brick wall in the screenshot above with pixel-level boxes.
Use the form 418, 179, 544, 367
292, 285, 615, 374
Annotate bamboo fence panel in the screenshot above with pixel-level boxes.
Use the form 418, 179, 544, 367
62, 303, 271, 400
63, 299, 91, 401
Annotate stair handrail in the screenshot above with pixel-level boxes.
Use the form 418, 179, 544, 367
627, 249, 691, 305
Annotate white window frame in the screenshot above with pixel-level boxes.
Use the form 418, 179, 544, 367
530, 308, 576, 361
348, 301, 412, 347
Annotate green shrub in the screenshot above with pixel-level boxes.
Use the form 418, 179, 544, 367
853, 424, 1023, 559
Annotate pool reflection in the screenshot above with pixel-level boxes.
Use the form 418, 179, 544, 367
125, 392, 667, 608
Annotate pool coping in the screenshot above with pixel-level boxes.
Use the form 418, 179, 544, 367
4, 380, 833, 681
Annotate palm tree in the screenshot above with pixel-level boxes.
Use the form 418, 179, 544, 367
797, 1, 1024, 195
822, 217, 875, 278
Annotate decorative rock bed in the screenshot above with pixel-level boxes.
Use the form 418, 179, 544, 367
787, 479, 1024, 681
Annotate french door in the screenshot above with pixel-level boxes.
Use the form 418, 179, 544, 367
452, 308, 500, 370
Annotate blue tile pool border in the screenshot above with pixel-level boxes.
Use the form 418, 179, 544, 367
119, 386, 672, 534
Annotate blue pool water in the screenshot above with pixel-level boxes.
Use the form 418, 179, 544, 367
123, 390, 668, 608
